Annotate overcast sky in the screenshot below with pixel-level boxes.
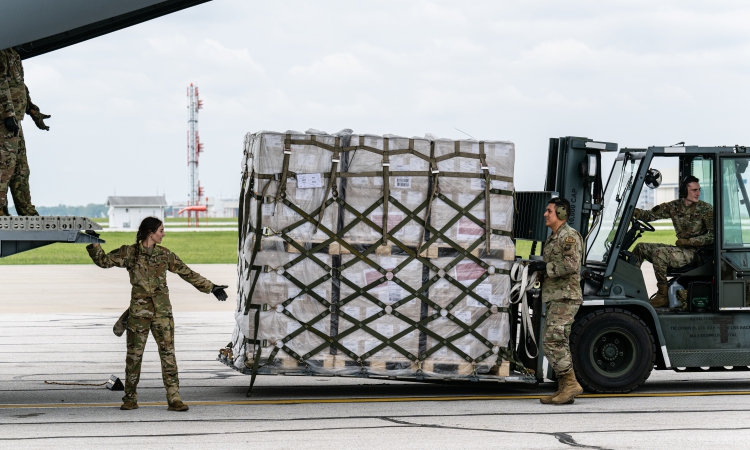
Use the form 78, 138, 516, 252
16, 0, 750, 207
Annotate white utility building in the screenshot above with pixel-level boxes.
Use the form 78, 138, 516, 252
107, 196, 168, 230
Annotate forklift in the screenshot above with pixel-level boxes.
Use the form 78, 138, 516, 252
516, 137, 750, 393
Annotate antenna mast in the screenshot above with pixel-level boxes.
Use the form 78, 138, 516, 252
187, 83, 204, 206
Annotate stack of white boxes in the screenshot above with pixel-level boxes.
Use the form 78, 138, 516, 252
230, 129, 515, 379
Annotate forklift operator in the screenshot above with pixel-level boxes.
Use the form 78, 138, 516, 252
632, 175, 714, 308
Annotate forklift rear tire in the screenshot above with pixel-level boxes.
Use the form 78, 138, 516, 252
570, 308, 655, 393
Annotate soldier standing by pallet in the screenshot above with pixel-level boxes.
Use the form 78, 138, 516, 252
87, 217, 228, 411
0, 46, 49, 216
528, 197, 584, 405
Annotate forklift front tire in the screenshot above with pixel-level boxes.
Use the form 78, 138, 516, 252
570, 308, 655, 393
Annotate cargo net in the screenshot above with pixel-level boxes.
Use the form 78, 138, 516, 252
226, 130, 522, 383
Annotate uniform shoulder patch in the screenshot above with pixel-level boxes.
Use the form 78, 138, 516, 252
564, 236, 577, 244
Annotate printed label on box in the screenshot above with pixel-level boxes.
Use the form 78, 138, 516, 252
454, 310, 472, 324
376, 323, 395, 337
455, 261, 485, 283
286, 322, 302, 334
395, 176, 411, 189
297, 173, 322, 189
371, 214, 403, 232
262, 203, 276, 216
343, 306, 361, 319
459, 160, 478, 172
488, 326, 501, 342
351, 177, 368, 185
366, 306, 381, 318
457, 217, 484, 239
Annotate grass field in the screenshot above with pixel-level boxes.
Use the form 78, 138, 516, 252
0, 227, 680, 265
0, 231, 239, 265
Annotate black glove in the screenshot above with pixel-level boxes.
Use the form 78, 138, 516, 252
3, 116, 19, 136
85, 229, 100, 238
212, 285, 229, 301
527, 260, 547, 274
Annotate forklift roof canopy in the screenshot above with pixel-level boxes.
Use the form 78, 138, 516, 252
0, 0, 211, 59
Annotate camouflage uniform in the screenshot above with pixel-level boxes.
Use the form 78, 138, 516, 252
633, 199, 714, 285
0, 47, 38, 216
87, 243, 215, 405
541, 222, 584, 377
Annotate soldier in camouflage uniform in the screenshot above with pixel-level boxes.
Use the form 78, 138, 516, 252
87, 217, 228, 411
0, 46, 49, 216
528, 197, 584, 405
632, 176, 714, 308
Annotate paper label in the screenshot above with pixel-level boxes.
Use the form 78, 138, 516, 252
351, 177, 368, 185
458, 194, 476, 206
363, 340, 379, 353
471, 178, 485, 191
371, 214, 403, 232
343, 306, 360, 319
488, 326, 501, 342
376, 323, 394, 337
388, 285, 403, 303
454, 310, 472, 324
491, 213, 508, 226
456, 344, 472, 356
455, 261, 485, 283
312, 288, 327, 300
286, 322, 301, 334
262, 203, 276, 215
366, 306, 381, 318
297, 173, 322, 189
459, 160, 477, 172
288, 287, 302, 299
457, 217, 485, 240
475, 283, 492, 301
395, 177, 411, 189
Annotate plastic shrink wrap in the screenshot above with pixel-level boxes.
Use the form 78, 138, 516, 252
224, 129, 517, 380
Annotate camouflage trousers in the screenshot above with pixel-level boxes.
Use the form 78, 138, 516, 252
632, 243, 696, 285
124, 298, 181, 404
543, 298, 581, 377
0, 125, 38, 216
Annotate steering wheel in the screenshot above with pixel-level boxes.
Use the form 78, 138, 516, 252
632, 217, 655, 232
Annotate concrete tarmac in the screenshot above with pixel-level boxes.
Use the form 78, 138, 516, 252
3, 264, 747, 450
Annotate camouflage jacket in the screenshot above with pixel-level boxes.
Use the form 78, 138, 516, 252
635, 199, 714, 247
0, 48, 29, 122
542, 223, 583, 303
87, 244, 214, 315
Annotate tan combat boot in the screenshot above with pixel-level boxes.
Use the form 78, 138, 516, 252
649, 283, 669, 308
539, 377, 565, 404
120, 401, 138, 410
550, 371, 583, 405
168, 400, 189, 411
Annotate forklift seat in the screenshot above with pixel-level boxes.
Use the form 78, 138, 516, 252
666, 245, 715, 276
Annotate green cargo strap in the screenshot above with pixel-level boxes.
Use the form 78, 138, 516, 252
416, 140, 438, 258
479, 141, 491, 254
245, 303, 262, 397
275, 133, 293, 204
382, 137, 390, 246
315, 136, 340, 232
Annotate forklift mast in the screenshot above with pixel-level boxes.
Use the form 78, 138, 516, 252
544, 137, 618, 238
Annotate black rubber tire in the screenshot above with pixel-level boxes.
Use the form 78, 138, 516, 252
570, 308, 655, 393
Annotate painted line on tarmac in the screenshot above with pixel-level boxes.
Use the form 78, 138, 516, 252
4, 390, 750, 409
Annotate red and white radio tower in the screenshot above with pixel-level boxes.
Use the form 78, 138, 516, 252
187, 83, 204, 207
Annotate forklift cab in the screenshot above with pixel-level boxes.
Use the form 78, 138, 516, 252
586, 146, 750, 312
